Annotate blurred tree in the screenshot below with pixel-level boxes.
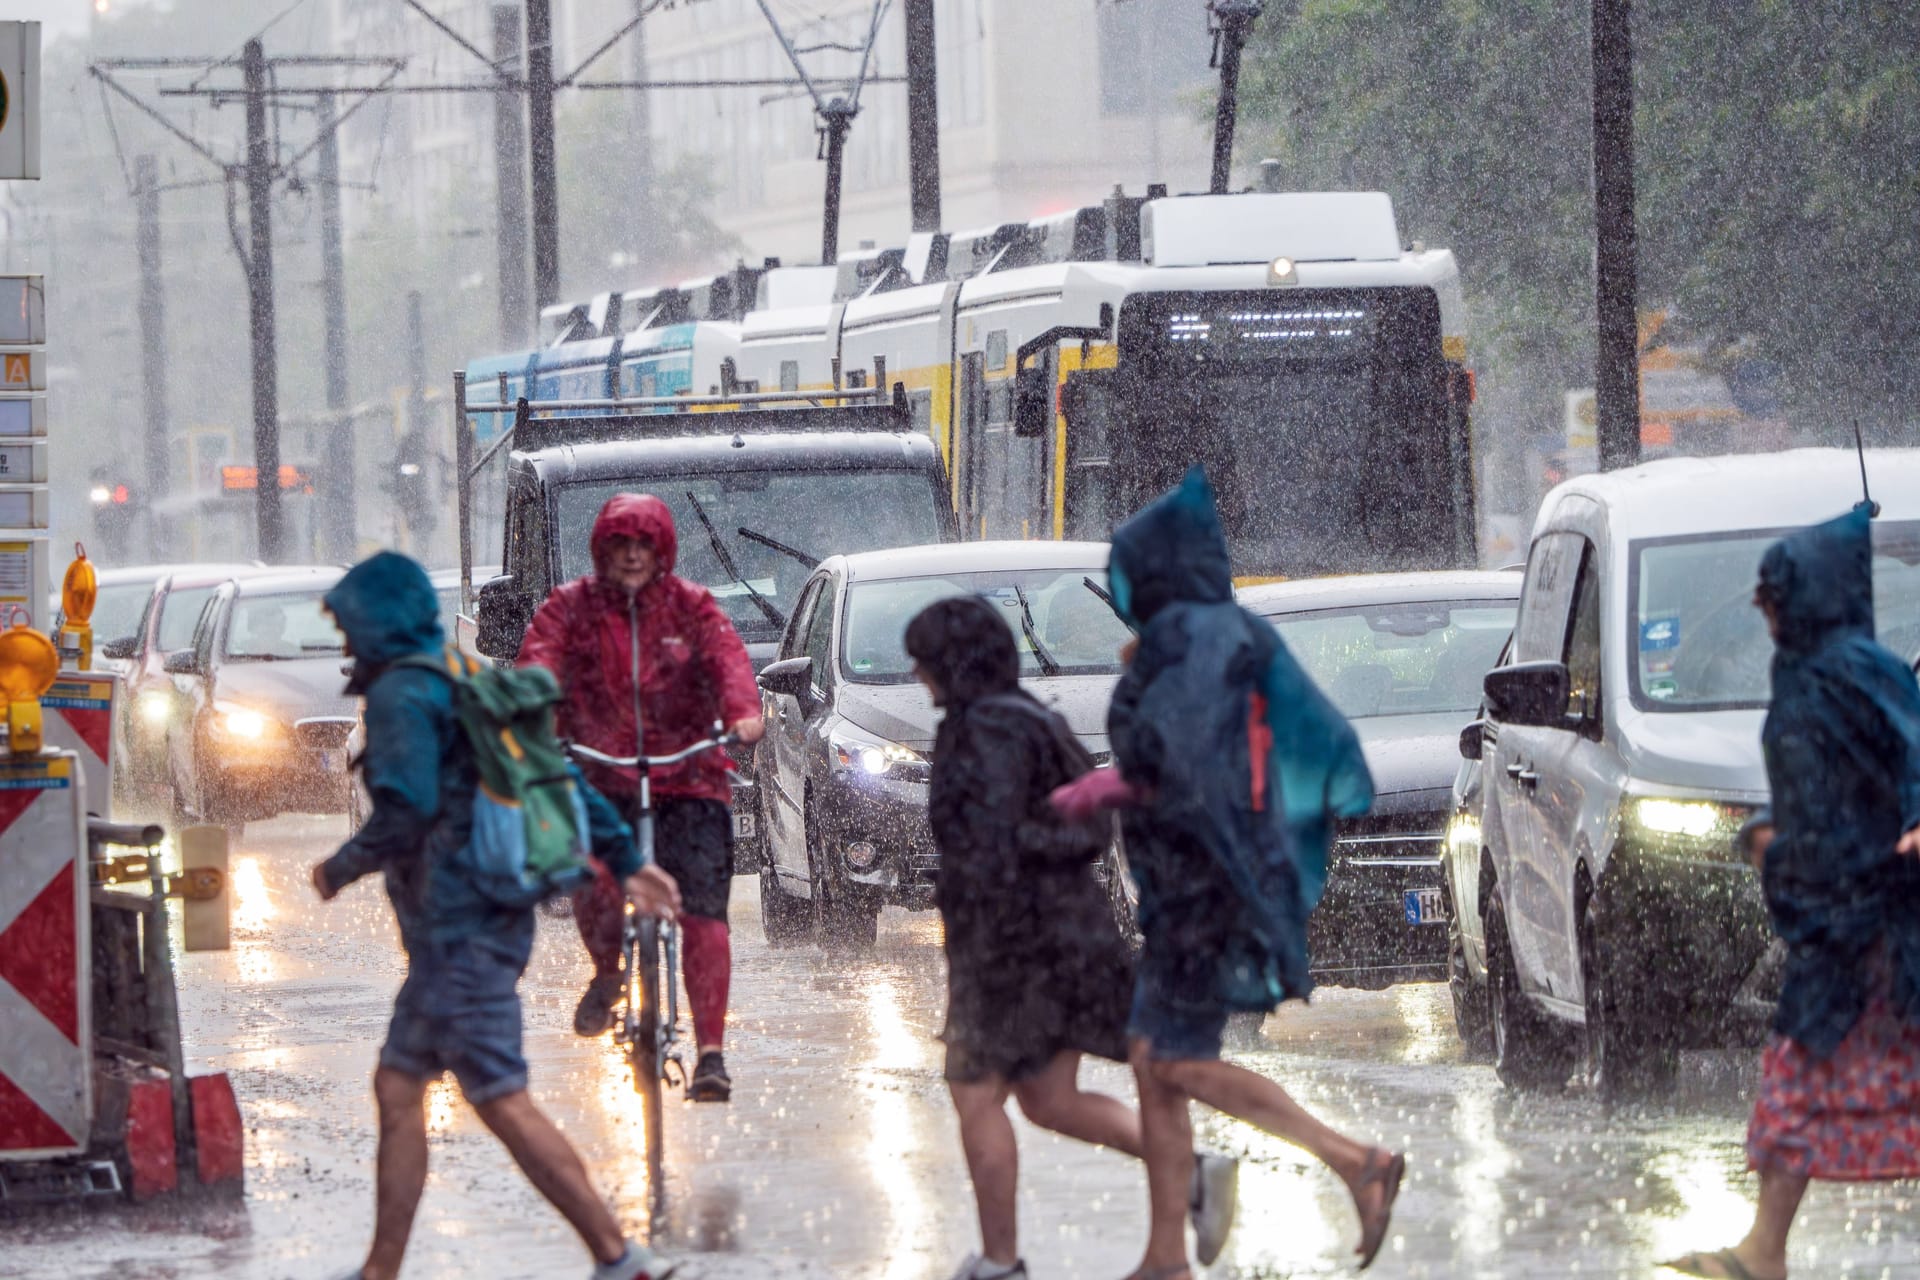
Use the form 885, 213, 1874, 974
1237, 0, 1920, 449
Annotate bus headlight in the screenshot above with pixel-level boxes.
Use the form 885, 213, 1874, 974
1268, 255, 1298, 286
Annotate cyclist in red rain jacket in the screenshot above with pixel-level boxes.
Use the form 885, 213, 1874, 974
519, 493, 764, 1102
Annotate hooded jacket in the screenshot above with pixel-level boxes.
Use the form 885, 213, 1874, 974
518, 494, 761, 805
1757, 504, 1920, 1056
1107, 467, 1373, 1008
320, 552, 639, 959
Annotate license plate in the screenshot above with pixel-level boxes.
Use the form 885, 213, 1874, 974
1404, 888, 1446, 925
732, 810, 756, 839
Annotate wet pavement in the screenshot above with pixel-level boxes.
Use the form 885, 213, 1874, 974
3, 814, 1917, 1278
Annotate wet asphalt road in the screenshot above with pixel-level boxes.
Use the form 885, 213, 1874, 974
4, 815, 1917, 1279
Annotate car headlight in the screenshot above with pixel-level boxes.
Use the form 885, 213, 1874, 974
1446, 811, 1481, 855
213, 701, 277, 742
1626, 796, 1752, 843
830, 726, 924, 777
136, 689, 175, 727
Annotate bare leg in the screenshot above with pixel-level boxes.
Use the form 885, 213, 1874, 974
949, 1076, 1020, 1268
1129, 1039, 1196, 1275
362, 1068, 430, 1280
472, 1090, 627, 1265
1738, 1167, 1810, 1276
1012, 1051, 1145, 1159
1154, 1056, 1371, 1185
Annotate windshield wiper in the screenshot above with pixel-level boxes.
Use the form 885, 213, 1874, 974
1011, 585, 1062, 677
735, 525, 817, 569
684, 492, 786, 630
1081, 575, 1127, 625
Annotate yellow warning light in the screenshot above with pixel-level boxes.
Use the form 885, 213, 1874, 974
60, 544, 98, 672
0, 610, 58, 754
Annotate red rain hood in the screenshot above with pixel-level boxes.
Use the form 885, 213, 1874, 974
590, 493, 679, 579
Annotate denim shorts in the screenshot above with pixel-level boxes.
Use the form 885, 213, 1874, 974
1127, 941, 1231, 1062
380, 936, 529, 1103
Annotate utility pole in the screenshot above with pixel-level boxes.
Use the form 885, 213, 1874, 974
134, 154, 171, 558
1207, 1, 1263, 196
493, 4, 531, 347
243, 38, 284, 562
1592, 0, 1641, 471
526, 0, 561, 307
904, 0, 941, 233
316, 91, 355, 560
818, 99, 856, 264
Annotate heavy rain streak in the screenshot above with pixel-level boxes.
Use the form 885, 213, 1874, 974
3, 2, 1920, 1278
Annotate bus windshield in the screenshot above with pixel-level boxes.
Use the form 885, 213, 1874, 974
556, 469, 950, 640
1080, 286, 1464, 578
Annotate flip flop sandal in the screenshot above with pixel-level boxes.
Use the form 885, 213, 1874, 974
1354, 1147, 1406, 1271
1118, 1267, 1192, 1280
1662, 1249, 1769, 1280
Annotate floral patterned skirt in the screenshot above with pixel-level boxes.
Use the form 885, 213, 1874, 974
1746, 979, 1920, 1181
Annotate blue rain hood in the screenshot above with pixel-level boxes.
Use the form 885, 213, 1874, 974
1757, 504, 1920, 1056
1107, 465, 1233, 629
1106, 468, 1372, 1010
325, 551, 446, 672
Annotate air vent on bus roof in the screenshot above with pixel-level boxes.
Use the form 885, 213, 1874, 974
1141, 192, 1402, 268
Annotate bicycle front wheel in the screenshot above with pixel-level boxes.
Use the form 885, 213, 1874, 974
629, 915, 665, 1203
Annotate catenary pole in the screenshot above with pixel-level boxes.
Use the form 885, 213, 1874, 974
1207, 1, 1263, 196
904, 0, 941, 233
1592, 0, 1641, 470
134, 155, 171, 558
316, 91, 355, 560
243, 38, 284, 562
526, 0, 561, 308
493, 5, 532, 347
819, 99, 856, 265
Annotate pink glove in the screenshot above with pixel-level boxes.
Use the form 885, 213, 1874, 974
1050, 768, 1141, 822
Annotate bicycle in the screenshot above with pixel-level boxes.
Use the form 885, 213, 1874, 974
568, 723, 738, 1220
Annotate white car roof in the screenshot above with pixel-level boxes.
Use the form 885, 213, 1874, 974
1539, 448, 1920, 543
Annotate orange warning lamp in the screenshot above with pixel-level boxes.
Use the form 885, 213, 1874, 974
60, 543, 99, 672
0, 610, 58, 754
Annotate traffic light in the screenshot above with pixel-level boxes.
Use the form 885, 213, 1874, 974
389, 428, 437, 544
88, 466, 137, 561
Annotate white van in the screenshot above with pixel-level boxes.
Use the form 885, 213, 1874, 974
1459, 448, 1920, 1097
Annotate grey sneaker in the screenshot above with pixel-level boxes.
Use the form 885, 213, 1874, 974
945, 1255, 1027, 1280
1190, 1151, 1240, 1266
573, 972, 624, 1037
591, 1241, 676, 1280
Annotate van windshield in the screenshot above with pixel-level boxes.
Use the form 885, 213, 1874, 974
1632, 521, 1920, 709
556, 470, 949, 640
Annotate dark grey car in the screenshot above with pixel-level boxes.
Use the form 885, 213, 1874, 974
752, 541, 1131, 949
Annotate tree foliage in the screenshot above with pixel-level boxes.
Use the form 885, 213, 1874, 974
1238, 0, 1920, 443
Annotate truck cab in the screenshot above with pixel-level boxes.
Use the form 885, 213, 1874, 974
466, 397, 957, 864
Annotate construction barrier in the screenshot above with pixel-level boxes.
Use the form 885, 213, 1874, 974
43, 671, 118, 819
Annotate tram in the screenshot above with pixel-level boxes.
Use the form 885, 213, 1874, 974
462, 187, 1479, 578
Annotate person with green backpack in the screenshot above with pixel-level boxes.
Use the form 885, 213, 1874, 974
310, 551, 681, 1280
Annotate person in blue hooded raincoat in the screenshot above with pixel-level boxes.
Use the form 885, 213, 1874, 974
1052, 468, 1402, 1279
308, 552, 681, 1280
1666, 506, 1920, 1280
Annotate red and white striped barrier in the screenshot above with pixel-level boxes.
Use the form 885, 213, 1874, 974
43, 672, 118, 820
0, 751, 89, 1158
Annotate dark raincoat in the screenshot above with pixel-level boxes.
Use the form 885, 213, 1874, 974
910, 596, 1133, 1078
320, 552, 638, 960
1107, 467, 1373, 1010
1757, 504, 1920, 1057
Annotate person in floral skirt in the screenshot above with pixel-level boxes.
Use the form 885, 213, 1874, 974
1666, 504, 1920, 1280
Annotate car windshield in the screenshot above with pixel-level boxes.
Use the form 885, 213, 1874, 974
224, 591, 345, 660
91, 581, 155, 645
556, 470, 948, 640
1632, 521, 1920, 709
842, 569, 1133, 684
1267, 601, 1517, 719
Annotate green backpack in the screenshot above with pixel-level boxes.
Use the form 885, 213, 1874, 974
395, 650, 596, 907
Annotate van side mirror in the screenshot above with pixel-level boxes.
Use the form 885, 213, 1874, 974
1483, 662, 1569, 729
474, 575, 533, 662
99, 636, 138, 661
757, 656, 812, 701
1459, 719, 1486, 761
163, 650, 200, 676
1013, 363, 1051, 438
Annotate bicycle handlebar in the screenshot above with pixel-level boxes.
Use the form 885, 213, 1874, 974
568, 732, 741, 772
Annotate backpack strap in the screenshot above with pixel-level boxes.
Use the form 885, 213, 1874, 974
388, 648, 475, 681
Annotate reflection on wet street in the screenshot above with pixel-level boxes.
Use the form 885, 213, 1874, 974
4, 816, 1916, 1278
